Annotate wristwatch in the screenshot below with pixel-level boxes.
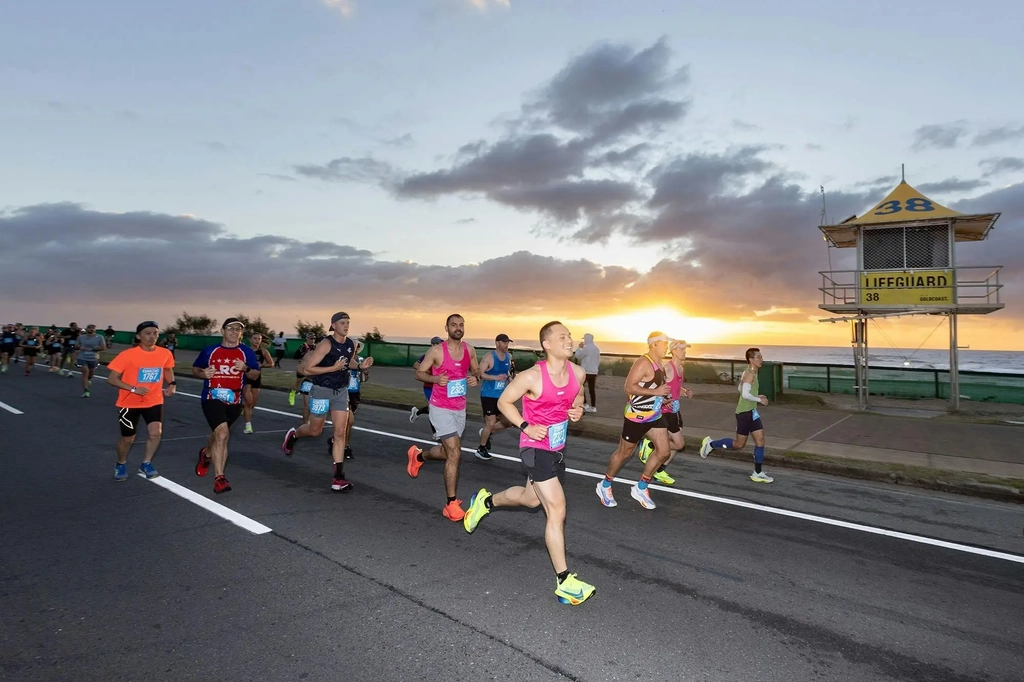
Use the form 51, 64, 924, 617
518, 420, 529, 431
168, 381, 177, 385
129, 386, 137, 394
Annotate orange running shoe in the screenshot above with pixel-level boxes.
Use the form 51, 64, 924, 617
406, 445, 424, 478
442, 500, 465, 522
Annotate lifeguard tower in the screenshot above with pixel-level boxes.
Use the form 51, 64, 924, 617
818, 177, 1002, 411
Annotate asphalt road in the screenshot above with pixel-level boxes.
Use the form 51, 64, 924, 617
2, 369, 1023, 682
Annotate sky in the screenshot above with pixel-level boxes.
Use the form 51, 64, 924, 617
2, 0, 1024, 350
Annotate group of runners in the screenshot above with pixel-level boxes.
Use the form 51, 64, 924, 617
1, 322, 111, 396
12, 313, 773, 607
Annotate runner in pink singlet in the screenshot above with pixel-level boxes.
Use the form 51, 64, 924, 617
637, 339, 694, 485
405, 314, 480, 522
461, 321, 596, 606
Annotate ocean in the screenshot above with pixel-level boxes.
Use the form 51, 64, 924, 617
384, 338, 1024, 375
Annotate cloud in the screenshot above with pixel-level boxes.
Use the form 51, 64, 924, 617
466, 0, 510, 9
199, 141, 229, 152
916, 177, 989, 194
293, 156, 396, 184
454, 218, 477, 224
805, 143, 823, 151
321, 0, 355, 17
979, 157, 1024, 177
258, 173, 298, 182
732, 120, 762, 132
382, 133, 414, 148
911, 121, 969, 151
972, 125, 1024, 147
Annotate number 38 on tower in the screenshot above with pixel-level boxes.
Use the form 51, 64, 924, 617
874, 198, 934, 216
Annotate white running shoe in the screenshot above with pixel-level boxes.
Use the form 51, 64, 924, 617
750, 471, 774, 484
409, 407, 419, 423
630, 484, 656, 510
595, 480, 617, 507
700, 436, 712, 459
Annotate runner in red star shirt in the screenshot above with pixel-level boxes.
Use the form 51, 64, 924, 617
192, 317, 261, 494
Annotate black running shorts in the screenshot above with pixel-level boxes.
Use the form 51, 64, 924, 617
621, 416, 665, 444
735, 410, 764, 436
202, 399, 243, 430
663, 412, 681, 434
118, 405, 163, 437
349, 391, 361, 412
520, 447, 565, 484
480, 396, 500, 416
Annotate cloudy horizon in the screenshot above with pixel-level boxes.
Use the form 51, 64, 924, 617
2, 0, 1022, 350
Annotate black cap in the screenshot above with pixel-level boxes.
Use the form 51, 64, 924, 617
430, 336, 443, 345
222, 317, 245, 329
136, 320, 159, 333
331, 312, 350, 324
495, 333, 512, 343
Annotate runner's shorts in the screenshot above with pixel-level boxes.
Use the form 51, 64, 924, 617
480, 396, 500, 417
308, 384, 349, 416
248, 374, 263, 389
663, 412, 681, 434
520, 447, 565, 484
621, 416, 666, 444
118, 405, 163, 437
348, 390, 361, 412
77, 359, 98, 369
429, 406, 466, 441
735, 410, 764, 436
202, 399, 243, 430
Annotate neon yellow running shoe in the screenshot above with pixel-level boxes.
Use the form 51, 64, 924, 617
463, 488, 492, 533
637, 437, 653, 464
288, 390, 296, 406
653, 469, 675, 486
555, 573, 596, 606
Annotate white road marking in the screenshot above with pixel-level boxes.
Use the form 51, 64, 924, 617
84, 384, 1024, 564
0, 400, 24, 415
137, 473, 272, 535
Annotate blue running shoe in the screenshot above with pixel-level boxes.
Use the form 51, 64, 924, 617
114, 463, 127, 481
139, 462, 159, 479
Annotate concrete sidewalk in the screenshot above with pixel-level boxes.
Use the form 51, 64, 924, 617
149, 346, 1024, 482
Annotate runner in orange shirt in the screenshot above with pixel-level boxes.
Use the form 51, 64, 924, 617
106, 321, 177, 481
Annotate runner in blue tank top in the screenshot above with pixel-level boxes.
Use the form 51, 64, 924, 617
475, 333, 514, 460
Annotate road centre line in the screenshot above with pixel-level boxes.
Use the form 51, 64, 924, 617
170, 390, 1024, 566
137, 473, 272, 535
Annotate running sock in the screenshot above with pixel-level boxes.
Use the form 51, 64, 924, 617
483, 496, 494, 509
656, 465, 666, 473
447, 496, 456, 504
556, 570, 571, 583
245, 422, 252, 429
638, 475, 652, 491
601, 476, 613, 488
334, 462, 345, 478
710, 438, 733, 450
416, 452, 425, 462
755, 462, 763, 474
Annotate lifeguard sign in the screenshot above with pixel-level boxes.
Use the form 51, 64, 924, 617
818, 178, 1003, 410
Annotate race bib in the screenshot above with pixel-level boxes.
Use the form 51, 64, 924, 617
67, 340, 76, 347
137, 367, 162, 383
300, 380, 313, 393
752, 408, 761, 421
211, 388, 236, 403
167, 344, 175, 351
309, 398, 330, 415
348, 373, 360, 392
547, 420, 568, 450
494, 380, 507, 391
446, 378, 467, 398
670, 399, 680, 413
651, 396, 664, 413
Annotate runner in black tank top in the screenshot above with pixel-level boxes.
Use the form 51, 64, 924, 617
597, 332, 674, 511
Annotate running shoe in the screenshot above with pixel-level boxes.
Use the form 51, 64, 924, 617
409, 406, 419, 423
595, 481, 617, 507
195, 447, 211, 477
139, 462, 159, 479
0, 366, 5, 373
214, 475, 231, 494
66, 369, 73, 378
699, 436, 712, 459
82, 390, 90, 398
630, 483, 656, 510
288, 390, 296, 406
750, 471, 774, 484
554, 573, 596, 606
637, 437, 653, 464
344, 446, 354, 460
282, 427, 297, 456
463, 488, 491, 533
331, 477, 353, 493
652, 470, 675, 486
406, 445, 424, 478
243, 423, 253, 434
477, 428, 492, 451
474, 445, 492, 461
442, 499, 465, 522
114, 463, 127, 481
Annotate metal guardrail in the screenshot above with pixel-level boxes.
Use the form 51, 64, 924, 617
819, 266, 1003, 308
